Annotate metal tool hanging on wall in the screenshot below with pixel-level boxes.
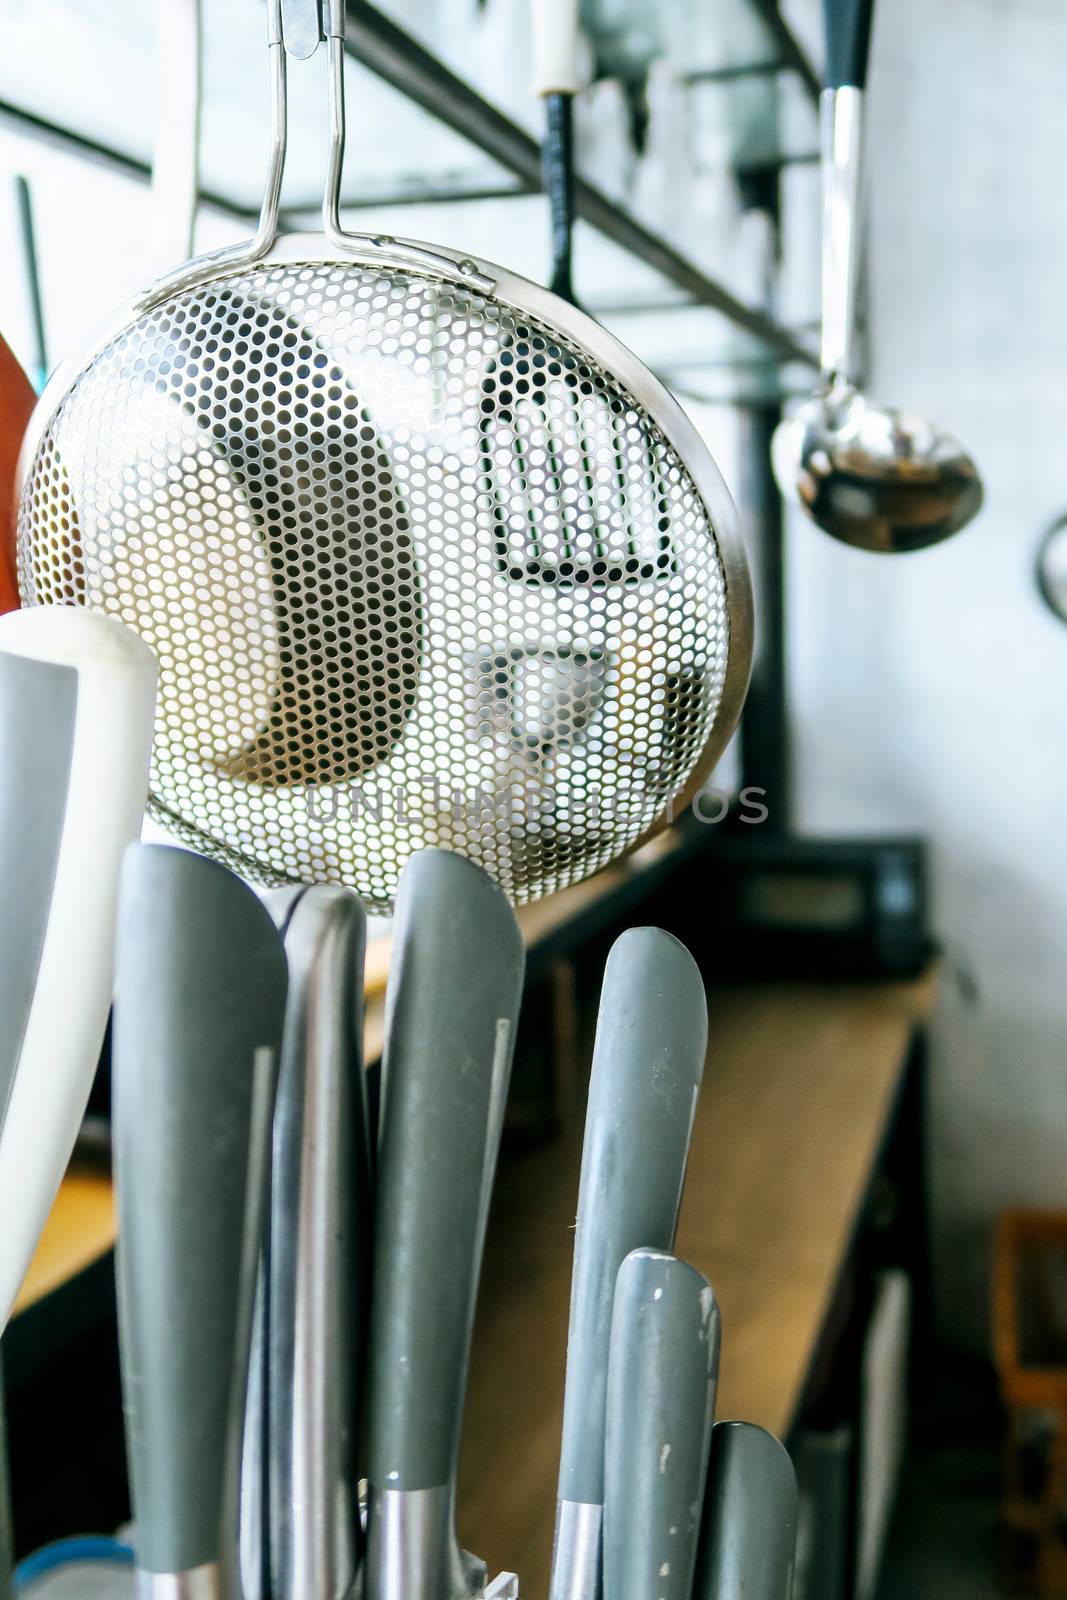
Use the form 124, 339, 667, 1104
771, 0, 983, 553
17, 0, 751, 913
1036, 514, 1067, 625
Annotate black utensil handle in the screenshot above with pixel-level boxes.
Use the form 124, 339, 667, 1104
544, 91, 577, 305
823, 0, 875, 89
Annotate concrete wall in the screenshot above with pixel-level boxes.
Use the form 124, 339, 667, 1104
785, 0, 1067, 1352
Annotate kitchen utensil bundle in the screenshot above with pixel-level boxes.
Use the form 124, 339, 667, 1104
771, 0, 983, 553
0, 606, 156, 1330
16, 0, 752, 913
110, 845, 523, 1600
1, 833, 797, 1600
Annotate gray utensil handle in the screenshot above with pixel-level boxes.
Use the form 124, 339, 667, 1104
367, 849, 524, 1492
557, 927, 707, 1507
114, 845, 287, 1577
603, 1250, 720, 1600
0, 653, 75, 1128
695, 1423, 799, 1600
268, 884, 370, 1600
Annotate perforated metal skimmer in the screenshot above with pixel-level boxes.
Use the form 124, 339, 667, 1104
16, 2, 751, 912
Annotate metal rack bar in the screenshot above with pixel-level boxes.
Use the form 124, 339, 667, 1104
0, 99, 521, 220
344, 1, 819, 367
0, 100, 264, 224
748, 0, 822, 100
682, 61, 789, 85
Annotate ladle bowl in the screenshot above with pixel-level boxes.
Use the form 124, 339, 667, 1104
771, 0, 983, 554
773, 380, 984, 553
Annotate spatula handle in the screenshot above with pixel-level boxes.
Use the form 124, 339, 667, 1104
603, 1251, 720, 1600
551, 928, 707, 1600
368, 852, 523, 1488
558, 928, 707, 1504
694, 1423, 799, 1600
366, 850, 524, 1600
114, 846, 287, 1588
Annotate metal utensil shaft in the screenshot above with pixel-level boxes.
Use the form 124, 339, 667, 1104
819, 87, 864, 384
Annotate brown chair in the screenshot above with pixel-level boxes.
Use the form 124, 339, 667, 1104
994, 1210, 1067, 1593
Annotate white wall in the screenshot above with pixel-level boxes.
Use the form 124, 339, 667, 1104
786, 0, 1067, 1352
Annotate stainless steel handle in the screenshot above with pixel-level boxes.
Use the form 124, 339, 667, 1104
819, 85, 865, 384
138, 0, 494, 308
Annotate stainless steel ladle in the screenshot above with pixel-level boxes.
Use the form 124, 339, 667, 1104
772, 0, 984, 554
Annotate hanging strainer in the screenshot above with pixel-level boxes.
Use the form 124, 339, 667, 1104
16, 0, 752, 913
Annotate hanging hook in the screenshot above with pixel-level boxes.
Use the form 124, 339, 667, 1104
137, 0, 494, 307
280, 0, 325, 61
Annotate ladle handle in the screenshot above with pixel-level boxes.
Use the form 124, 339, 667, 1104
823, 0, 875, 90
819, 0, 872, 383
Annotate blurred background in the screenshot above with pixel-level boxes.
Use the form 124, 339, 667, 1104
3, 1, 1067, 1597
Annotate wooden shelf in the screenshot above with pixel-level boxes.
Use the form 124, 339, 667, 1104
12, 1168, 114, 1317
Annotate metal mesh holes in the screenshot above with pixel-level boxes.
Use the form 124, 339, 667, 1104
18, 260, 733, 911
